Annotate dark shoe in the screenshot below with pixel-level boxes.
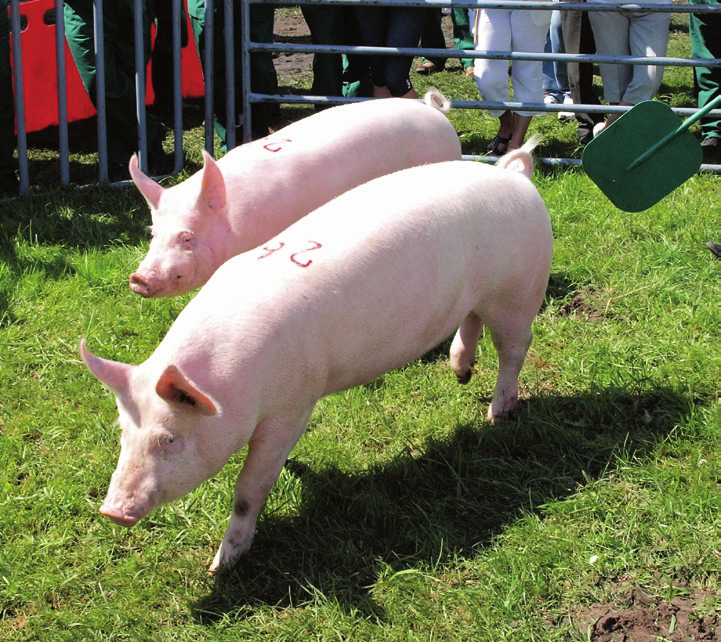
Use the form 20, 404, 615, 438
108, 163, 131, 182
701, 137, 721, 164
0, 172, 19, 196
148, 123, 172, 176
578, 130, 594, 146
706, 242, 721, 258
486, 134, 511, 156
416, 61, 443, 75
577, 119, 603, 146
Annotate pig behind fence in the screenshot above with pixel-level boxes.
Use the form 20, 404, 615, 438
82, 142, 553, 572
128, 91, 461, 298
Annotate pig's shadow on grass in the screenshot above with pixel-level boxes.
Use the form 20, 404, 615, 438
192, 385, 691, 625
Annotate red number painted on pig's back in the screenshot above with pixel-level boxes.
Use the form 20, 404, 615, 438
257, 241, 322, 268
290, 241, 322, 268
262, 138, 292, 153
257, 242, 285, 259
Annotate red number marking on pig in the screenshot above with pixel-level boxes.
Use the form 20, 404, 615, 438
263, 138, 292, 153
290, 241, 322, 268
258, 242, 285, 259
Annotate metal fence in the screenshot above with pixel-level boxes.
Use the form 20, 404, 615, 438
6, 0, 721, 196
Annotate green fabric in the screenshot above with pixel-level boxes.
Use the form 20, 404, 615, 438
63, 0, 160, 165
420, 8, 474, 70
0, 0, 15, 178
342, 8, 371, 98
689, 0, 721, 138
187, 0, 277, 145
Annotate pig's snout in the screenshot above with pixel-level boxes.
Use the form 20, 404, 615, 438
129, 272, 153, 297
100, 503, 139, 527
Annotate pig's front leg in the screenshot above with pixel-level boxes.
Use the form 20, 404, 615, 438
209, 408, 315, 573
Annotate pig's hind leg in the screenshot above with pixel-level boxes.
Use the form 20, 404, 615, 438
449, 312, 484, 384
209, 407, 315, 573
484, 315, 534, 422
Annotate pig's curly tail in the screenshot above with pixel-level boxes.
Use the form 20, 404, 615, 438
423, 88, 452, 114
494, 133, 544, 181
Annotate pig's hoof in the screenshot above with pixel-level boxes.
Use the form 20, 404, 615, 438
208, 552, 222, 576
208, 547, 234, 575
208, 556, 234, 576
455, 369, 473, 385
487, 397, 519, 423
208, 540, 247, 575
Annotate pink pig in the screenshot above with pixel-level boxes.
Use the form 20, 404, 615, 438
81, 143, 552, 572
129, 92, 461, 297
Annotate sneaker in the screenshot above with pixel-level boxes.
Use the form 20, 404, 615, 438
593, 122, 606, 138
544, 93, 560, 105
558, 94, 574, 122
706, 242, 721, 259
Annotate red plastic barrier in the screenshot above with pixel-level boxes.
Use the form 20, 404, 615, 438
11, 0, 205, 133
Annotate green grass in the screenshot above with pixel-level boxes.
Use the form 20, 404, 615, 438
1, 12, 720, 641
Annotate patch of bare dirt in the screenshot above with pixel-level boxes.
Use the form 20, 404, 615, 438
273, 7, 315, 83
575, 588, 720, 641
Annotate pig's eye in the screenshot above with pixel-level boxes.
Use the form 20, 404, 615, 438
157, 434, 184, 457
178, 232, 195, 249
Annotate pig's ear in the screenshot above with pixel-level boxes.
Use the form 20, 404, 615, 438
197, 150, 227, 214
130, 153, 165, 210
80, 338, 134, 395
155, 365, 218, 416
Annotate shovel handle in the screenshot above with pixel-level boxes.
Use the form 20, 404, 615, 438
626, 94, 721, 171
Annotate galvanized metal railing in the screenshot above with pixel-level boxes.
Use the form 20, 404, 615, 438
8, 0, 191, 194
240, 0, 721, 171
5, 0, 721, 196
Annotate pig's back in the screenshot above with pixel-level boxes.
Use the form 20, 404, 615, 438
186, 161, 551, 395
217, 99, 462, 250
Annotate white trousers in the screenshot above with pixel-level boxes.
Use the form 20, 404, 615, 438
588, 9, 670, 105
470, 8, 549, 118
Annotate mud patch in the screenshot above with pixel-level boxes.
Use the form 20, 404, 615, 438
560, 292, 605, 323
576, 588, 720, 641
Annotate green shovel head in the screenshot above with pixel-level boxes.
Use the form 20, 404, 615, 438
582, 100, 703, 212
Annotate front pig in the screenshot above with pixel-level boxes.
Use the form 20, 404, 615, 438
128, 91, 461, 297
82, 150, 552, 572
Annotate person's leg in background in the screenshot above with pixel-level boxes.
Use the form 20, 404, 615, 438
0, 0, 17, 195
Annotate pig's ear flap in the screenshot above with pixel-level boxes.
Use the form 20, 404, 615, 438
197, 150, 227, 214
80, 338, 134, 396
130, 153, 165, 211
155, 365, 218, 416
